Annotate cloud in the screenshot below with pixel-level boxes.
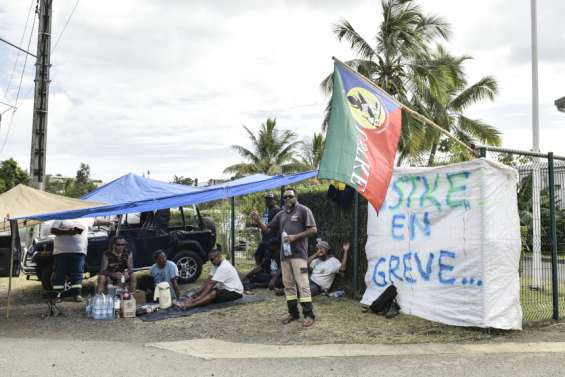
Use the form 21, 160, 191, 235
0, 0, 564, 184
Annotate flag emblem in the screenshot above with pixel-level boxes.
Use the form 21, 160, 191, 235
346, 87, 387, 131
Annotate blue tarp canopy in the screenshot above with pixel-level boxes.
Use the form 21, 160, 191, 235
82, 173, 202, 204
17, 170, 318, 221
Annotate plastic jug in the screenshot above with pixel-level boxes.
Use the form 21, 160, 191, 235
153, 281, 172, 309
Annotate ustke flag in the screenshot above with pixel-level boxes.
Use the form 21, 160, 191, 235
318, 61, 402, 212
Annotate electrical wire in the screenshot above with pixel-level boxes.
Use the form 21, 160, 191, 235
3, 0, 36, 100
20, 0, 81, 101
52, 0, 81, 52
0, 0, 80, 155
0, 7, 37, 155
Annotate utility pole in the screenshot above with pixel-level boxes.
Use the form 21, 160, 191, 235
530, 0, 542, 289
29, 0, 53, 190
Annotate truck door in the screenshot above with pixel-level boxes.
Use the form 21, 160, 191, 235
0, 222, 21, 277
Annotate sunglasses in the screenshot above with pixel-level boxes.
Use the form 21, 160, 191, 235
283, 195, 295, 199
115, 243, 126, 247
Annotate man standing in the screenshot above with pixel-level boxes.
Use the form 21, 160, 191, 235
50, 218, 95, 301
244, 192, 281, 290
253, 188, 317, 327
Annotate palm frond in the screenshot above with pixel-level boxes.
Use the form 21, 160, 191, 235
449, 76, 498, 112
333, 19, 376, 60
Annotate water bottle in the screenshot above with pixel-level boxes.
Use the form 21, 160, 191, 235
270, 258, 278, 273
114, 296, 121, 318
281, 231, 292, 257
85, 296, 92, 317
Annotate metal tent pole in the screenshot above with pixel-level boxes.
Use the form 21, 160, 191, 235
6, 220, 17, 319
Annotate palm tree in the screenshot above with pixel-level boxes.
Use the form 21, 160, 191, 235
224, 118, 303, 177
322, 0, 457, 163
408, 47, 502, 166
300, 133, 325, 170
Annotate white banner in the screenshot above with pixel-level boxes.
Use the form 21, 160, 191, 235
361, 159, 522, 329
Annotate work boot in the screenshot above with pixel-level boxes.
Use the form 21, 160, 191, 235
281, 313, 299, 324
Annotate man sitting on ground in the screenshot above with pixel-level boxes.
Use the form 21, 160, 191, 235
96, 236, 136, 294
308, 240, 349, 296
242, 240, 280, 290
149, 250, 181, 299
172, 249, 243, 310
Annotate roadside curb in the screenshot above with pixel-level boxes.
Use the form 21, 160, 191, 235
146, 339, 565, 360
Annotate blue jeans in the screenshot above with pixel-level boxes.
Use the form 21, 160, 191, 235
53, 253, 85, 295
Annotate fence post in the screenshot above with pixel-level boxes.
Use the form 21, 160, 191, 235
352, 191, 359, 298
231, 197, 236, 267
548, 152, 559, 319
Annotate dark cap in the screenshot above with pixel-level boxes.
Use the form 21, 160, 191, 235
265, 192, 275, 199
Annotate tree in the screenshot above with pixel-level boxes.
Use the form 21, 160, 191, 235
173, 176, 194, 186
407, 47, 502, 165
0, 158, 29, 193
224, 118, 303, 176
76, 163, 91, 184
300, 133, 325, 170
323, 0, 463, 163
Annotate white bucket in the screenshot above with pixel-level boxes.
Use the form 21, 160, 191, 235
153, 281, 172, 309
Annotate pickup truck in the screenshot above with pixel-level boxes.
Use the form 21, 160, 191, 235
25, 206, 216, 290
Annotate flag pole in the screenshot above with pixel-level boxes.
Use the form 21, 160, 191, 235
332, 57, 474, 153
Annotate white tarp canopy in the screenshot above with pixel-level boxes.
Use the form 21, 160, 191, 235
361, 159, 523, 330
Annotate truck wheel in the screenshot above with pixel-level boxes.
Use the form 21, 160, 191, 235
173, 250, 202, 284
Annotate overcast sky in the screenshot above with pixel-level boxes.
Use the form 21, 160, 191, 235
0, 0, 564, 183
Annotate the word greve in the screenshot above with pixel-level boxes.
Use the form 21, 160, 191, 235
371, 250, 483, 288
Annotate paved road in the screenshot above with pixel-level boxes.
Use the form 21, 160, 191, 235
2, 337, 565, 377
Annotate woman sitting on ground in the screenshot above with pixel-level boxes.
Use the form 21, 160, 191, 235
95, 236, 136, 294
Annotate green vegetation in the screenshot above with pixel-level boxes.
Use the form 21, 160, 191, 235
0, 158, 29, 193
223, 118, 303, 177
320, 0, 501, 166
45, 162, 98, 198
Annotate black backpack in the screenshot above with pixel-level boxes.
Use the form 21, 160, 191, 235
370, 285, 397, 314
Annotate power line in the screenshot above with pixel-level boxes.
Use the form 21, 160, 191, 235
52, 0, 80, 52
20, 0, 81, 102
3, 0, 36, 99
0, 8, 38, 155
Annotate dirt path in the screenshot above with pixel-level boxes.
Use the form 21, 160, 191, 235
1, 275, 565, 345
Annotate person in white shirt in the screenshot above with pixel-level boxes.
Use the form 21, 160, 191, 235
51, 217, 114, 301
172, 249, 243, 310
308, 240, 349, 296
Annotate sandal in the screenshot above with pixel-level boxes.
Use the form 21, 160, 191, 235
303, 316, 315, 328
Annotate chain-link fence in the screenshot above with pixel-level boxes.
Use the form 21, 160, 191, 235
201, 146, 564, 323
